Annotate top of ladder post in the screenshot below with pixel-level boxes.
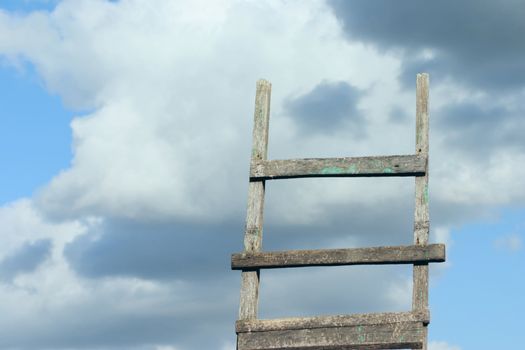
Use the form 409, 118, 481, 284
250, 79, 272, 162
416, 73, 429, 156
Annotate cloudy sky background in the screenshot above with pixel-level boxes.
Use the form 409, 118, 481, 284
1, 1, 524, 349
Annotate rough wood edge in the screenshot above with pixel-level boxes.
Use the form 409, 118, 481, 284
232, 244, 445, 270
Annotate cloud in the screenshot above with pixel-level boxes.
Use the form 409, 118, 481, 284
284, 81, 365, 136
0, 201, 239, 350
0, 239, 51, 281
259, 265, 412, 319
0, 0, 394, 223
64, 218, 242, 281
434, 100, 525, 158
329, 0, 525, 91
9, 0, 519, 226
494, 233, 522, 252
0, 198, 84, 258
327, 1, 525, 211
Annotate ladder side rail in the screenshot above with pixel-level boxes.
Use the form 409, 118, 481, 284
238, 80, 272, 320
412, 73, 430, 350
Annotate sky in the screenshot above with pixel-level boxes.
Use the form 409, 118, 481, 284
0, 1, 524, 349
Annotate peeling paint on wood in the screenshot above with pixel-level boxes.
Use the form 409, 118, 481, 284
321, 166, 346, 175
251, 155, 426, 180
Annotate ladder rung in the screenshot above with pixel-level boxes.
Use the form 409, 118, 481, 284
231, 244, 445, 270
237, 317, 426, 350
250, 154, 426, 180
236, 311, 429, 333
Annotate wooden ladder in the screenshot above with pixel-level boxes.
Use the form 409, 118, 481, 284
232, 74, 445, 350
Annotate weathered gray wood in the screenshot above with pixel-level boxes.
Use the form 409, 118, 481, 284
232, 244, 445, 270
251, 154, 426, 180
239, 79, 271, 320
412, 73, 430, 350
413, 74, 430, 248
237, 321, 425, 350
236, 311, 429, 333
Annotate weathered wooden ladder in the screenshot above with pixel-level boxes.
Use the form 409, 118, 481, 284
232, 73, 445, 350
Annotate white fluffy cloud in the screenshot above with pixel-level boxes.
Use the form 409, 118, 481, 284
3, 0, 520, 226
0, 199, 84, 259
1, 0, 405, 224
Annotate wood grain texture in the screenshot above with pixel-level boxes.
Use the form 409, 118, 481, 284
413, 73, 430, 350
238, 79, 271, 320
250, 155, 426, 180
236, 311, 429, 333
232, 244, 445, 270
237, 321, 425, 350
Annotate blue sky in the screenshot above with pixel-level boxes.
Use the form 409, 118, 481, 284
0, 0, 57, 13
0, 1, 524, 350
0, 62, 72, 203
431, 209, 524, 348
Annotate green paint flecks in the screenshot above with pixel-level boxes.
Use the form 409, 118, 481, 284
382, 167, 393, 174
320, 165, 360, 175
321, 166, 345, 175
424, 184, 429, 204
356, 326, 365, 342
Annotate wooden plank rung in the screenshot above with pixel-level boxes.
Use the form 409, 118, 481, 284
232, 244, 445, 270
236, 311, 429, 333
250, 154, 426, 180
237, 319, 426, 350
